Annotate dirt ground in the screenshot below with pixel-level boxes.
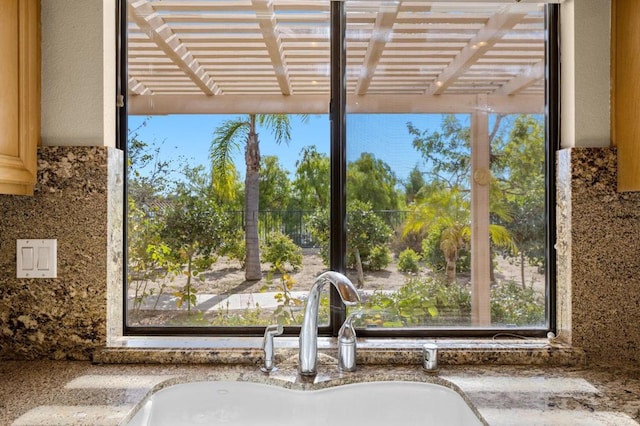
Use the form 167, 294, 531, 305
130, 247, 545, 298
127, 247, 545, 325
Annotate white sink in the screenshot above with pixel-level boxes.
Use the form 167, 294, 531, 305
126, 380, 484, 426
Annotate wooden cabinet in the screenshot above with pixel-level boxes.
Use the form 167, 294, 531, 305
0, 0, 40, 196
613, 0, 640, 191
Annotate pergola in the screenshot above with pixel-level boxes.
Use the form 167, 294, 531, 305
127, 0, 548, 326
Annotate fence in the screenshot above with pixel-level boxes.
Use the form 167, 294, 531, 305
230, 210, 409, 248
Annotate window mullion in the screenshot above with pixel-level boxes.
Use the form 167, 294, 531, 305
329, 0, 347, 336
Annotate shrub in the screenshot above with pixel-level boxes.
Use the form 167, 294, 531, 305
397, 248, 421, 273
347, 200, 393, 271
367, 245, 391, 271
359, 276, 471, 327
491, 280, 545, 326
309, 201, 393, 273
390, 226, 426, 255
219, 229, 245, 267
160, 194, 232, 313
358, 276, 544, 328
308, 209, 330, 265
261, 231, 303, 272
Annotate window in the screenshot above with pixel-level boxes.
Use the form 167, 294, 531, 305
123, 1, 559, 336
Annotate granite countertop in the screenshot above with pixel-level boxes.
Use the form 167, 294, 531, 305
2, 360, 640, 426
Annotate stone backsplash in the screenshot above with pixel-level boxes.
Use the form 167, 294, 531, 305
557, 147, 640, 364
0, 146, 122, 360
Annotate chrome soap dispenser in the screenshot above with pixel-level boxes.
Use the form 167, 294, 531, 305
338, 314, 357, 372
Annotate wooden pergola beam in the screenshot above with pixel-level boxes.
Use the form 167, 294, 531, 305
426, 7, 528, 96
251, 0, 292, 96
128, 0, 220, 96
128, 93, 544, 115
128, 76, 152, 95
355, 3, 401, 95
493, 59, 544, 96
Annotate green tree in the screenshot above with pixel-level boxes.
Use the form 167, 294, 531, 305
259, 155, 291, 210
348, 152, 403, 211
309, 200, 392, 287
290, 145, 330, 211
160, 168, 233, 313
210, 114, 299, 281
404, 165, 426, 205
127, 196, 176, 315
127, 119, 177, 207
127, 121, 181, 314
408, 115, 472, 189
491, 115, 546, 287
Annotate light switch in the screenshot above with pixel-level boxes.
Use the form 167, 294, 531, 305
37, 247, 49, 270
17, 239, 57, 278
21, 247, 34, 270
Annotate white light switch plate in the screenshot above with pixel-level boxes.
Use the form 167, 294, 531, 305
17, 239, 57, 278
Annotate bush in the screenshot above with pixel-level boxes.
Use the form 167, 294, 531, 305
491, 280, 545, 326
359, 276, 471, 327
219, 230, 245, 267
397, 248, 421, 273
309, 201, 393, 272
261, 231, 303, 272
347, 201, 393, 273
358, 276, 544, 328
308, 209, 330, 265
390, 226, 426, 255
367, 245, 391, 271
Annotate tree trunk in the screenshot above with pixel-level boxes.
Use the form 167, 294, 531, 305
520, 250, 526, 289
489, 246, 496, 283
354, 248, 365, 289
186, 256, 192, 313
244, 130, 262, 281
445, 257, 456, 285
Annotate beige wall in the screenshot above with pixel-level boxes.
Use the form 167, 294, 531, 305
561, 0, 612, 149
41, 0, 116, 147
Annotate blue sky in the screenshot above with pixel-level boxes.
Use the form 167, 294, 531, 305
128, 113, 456, 184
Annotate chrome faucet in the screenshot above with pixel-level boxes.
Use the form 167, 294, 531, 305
299, 271, 360, 376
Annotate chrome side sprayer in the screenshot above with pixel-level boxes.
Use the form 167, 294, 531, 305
338, 314, 357, 372
261, 324, 284, 373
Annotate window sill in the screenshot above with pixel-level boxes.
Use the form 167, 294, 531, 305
94, 337, 585, 366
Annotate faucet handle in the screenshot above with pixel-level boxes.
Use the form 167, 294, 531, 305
422, 343, 438, 371
261, 324, 283, 373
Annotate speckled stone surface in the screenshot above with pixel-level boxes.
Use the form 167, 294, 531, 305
94, 336, 585, 367
556, 147, 640, 364
1, 361, 639, 426
0, 147, 123, 360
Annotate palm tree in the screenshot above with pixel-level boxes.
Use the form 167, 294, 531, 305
210, 114, 295, 281
404, 184, 516, 284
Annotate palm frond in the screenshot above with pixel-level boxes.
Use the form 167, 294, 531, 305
489, 224, 517, 254
258, 114, 292, 145
403, 202, 438, 236
210, 118, 248, 179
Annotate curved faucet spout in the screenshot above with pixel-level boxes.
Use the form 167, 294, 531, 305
299, 271, 360, 376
